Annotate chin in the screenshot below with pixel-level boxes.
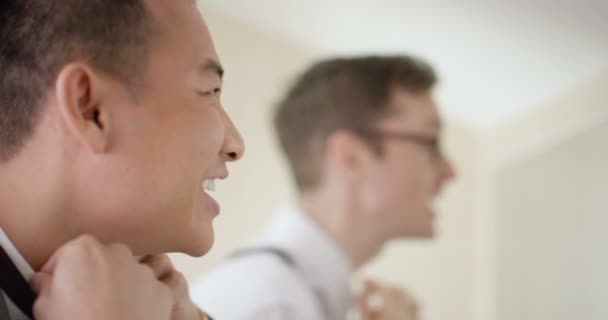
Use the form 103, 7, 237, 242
184, 245, 212, 257
178, 206, 216, 256
420, 229, 435, 239
416, 223, 436, 238
181, 230, 215, 257
398, 226, 435, 239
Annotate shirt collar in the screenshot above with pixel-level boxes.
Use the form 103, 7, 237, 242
258, 206, 354, 318
0, 227, 34, 280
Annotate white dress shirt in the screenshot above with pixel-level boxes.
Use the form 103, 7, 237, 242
191, 207, 354, 320
0, 228, 34, 320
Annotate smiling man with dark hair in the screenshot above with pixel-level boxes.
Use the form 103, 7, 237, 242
0, 1, 244, 319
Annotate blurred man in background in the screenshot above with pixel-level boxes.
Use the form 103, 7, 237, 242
0, 1, 243, 319
192, 56, 456, 319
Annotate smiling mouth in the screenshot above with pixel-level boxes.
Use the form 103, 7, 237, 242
201, 179, 216, 192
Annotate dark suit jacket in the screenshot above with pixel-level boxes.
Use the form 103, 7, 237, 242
0, 246, 34, 320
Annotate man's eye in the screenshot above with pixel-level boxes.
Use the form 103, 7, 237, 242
430, 139, 442, 156
431, 138, 439, 148
199, 88, 222, 97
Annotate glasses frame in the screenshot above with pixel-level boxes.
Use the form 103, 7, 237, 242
353, 128, 443, 161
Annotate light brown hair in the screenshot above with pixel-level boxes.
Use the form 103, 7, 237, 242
273, 56, 436, 191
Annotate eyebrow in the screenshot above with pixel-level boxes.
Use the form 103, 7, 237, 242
199, 58, 224, 79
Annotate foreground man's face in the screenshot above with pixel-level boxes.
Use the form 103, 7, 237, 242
92, 0, 244, 256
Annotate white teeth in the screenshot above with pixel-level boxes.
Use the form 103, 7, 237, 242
201, 179, 216, 192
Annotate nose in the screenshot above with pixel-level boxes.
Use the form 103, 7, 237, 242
439, 157, 456, 183
220, 109, 245, 162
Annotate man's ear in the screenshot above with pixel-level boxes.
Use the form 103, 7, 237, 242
55, 63, 113, 154
325, 130, 375, 183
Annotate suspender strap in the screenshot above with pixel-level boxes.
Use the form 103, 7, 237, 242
231, 247, 296, 267
229, 247, 331, 318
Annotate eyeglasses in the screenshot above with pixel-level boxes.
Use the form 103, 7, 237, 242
354, 128, 443, 161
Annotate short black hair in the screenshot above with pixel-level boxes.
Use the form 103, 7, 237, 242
0, 0, 153, 162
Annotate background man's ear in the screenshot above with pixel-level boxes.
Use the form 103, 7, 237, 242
325, 130, 375, 183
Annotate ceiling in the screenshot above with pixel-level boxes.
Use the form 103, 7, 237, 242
202, 0, 608, 131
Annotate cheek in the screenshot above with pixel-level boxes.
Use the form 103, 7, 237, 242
361, 168, 400, 214
160, 110, 225, 211
121, 121, 212, 213
397, 154, 436, 191
373, 161, 426, 215
161, 108, 224, 173
196, 119, 224, 161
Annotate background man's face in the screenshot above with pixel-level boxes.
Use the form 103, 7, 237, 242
359, 88, 455, 239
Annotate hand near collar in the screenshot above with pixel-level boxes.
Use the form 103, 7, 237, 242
139, 254, 203, 320
30, 235, 174, 320
357, 279, 418, 320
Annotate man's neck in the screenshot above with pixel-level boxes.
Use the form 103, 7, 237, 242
299, 192, 387, 269
0, 153, 68, 272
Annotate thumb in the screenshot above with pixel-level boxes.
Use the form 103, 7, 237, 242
30, 272, 53, 295
39, 248, 61, 275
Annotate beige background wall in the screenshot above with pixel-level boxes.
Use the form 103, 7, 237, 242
172, 6, 608, 320
477, 70, 608, 320
496, 120, 608, 320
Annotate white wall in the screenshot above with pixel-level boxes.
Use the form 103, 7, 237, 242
496, 121, 608, 320
476, 69, 608, 320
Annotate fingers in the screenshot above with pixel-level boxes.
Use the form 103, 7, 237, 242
139, 254, 175, 279
384, 287, 417, 317
163, 271, 190, 297
357, 279, 419, 320
30, 272, 53, 295
32, 295, 51, 320
139, 254, 190, 298
31, 235, 177, 320
139, 255, 197, 320
41, 235, 133, 274
107, 242, 134, 258
359, 281, 376, 316
359, 280, 385, 319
